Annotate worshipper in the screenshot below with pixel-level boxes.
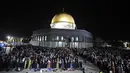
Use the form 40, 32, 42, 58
24, 57, 28, 69
79, 61, 83, 69
61, 59, 65, 70
82, 68, 85, 73
42, 60, 46, 68
39, 60, 43, 68
70, 60, 73, 69
67, 59, 71, 68
27, 58, 32, 69
31, 60, 37, 69
51, 59, 55, 68
47, 59, 51, 68
59, 58, 62, 68
56, 58, 59, 69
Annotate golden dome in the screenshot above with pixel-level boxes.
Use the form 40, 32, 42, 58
51, 13, 75, 24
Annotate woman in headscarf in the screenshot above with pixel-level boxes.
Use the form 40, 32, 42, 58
47, 59, 51, 68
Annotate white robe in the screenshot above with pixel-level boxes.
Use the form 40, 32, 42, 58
24, 59, 27, 69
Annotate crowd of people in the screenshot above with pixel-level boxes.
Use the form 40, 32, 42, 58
1, 45, 130, 73
73, 47, 130, 73
0, 45, 83, 72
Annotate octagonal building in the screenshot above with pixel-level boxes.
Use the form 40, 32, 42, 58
30, 12, 93, 48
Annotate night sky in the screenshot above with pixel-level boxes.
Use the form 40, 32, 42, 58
0, 0, 129, 40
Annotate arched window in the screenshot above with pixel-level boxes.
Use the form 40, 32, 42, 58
45, 36, 47, 41
38, 36, 40, 41
57, 36, 59, 40
61, 36, 63, 41
71, 37, 74, 42
39, 36, 41, 41
76, 37, 78, 41
42, 36, 44, 41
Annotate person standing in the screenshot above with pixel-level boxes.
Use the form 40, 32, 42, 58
79, 61, 82, 69
54, 59, 56, 68
51, 59, 55, 68
112, 61, 115, 73
75, 57, 79, 69
47, 60, 51, 68
39, 60, 43, 68
45, 60, 48, 68
27, 58, 32, 69
61, 59, 65, 70
82, 68, 85, 73
59, 59, 62, 68
67, 59, 71, 68
56, 58, 59, 69
42, 60, 46, 68
24, 58, 27, 69
64, 58, 67, 70
70, 60, 73, 69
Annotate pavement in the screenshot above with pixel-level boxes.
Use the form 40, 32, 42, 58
0, 69, 82, 73
79, 57, 100, 73
83, 61, 100, 73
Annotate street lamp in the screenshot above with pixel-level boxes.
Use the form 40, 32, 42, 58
7, 36, 11, 40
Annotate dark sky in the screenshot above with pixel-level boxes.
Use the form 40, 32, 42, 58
0, 0, 129, 40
